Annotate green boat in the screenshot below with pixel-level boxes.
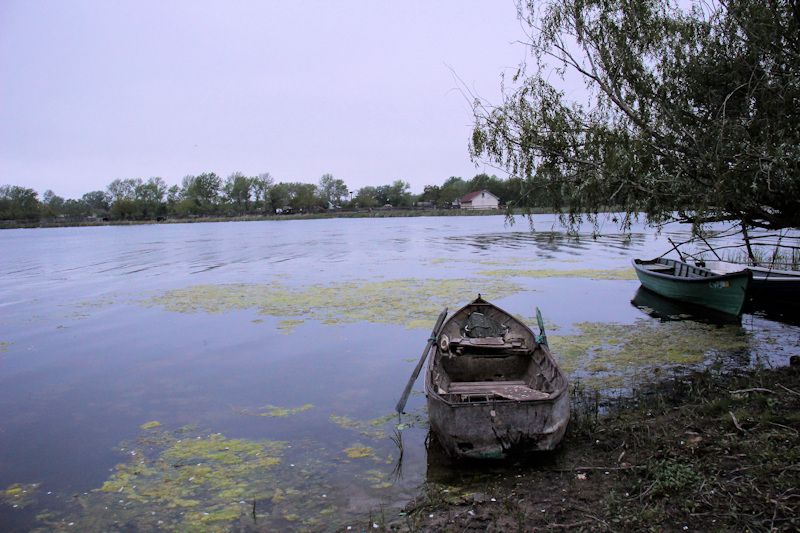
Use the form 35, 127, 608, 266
632, 258, 752, 316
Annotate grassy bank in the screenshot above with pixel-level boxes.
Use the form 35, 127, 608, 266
0, 208, 557, 230
380, 363, 800, 532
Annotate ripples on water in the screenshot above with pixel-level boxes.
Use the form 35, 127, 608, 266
0, 215, 796, 531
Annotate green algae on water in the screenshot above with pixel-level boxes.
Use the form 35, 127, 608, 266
39, 429, 287, 531
276, 319, 305, 333
143, 278, 525, 330
550, 318, 749, 389
329, 414, 395, 439
478, 268, 637, 280
64, 296, 121, 321
139, 421, 161, 430
237, 403, 314, 418
343, 444, 376, 459
2, 483, 39, 508
363, 469, 393, 489
428, 256, 578, 267
34, 425, 410, 532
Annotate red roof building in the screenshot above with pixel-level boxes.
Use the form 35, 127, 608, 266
457, 189, 500, 210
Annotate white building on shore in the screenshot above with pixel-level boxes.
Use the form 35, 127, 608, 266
457, 190, 500, 210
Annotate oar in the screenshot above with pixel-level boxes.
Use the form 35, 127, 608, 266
395, 308, 448, 414
536, 307, 548, 347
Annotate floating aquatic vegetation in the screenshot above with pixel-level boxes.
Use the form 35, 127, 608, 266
2, 483, 39, 508
428, 256, 577, 267
143, 278, 525, 330
550, 319, 749, 388
0, 341, 8, 353
236, 403, 314, 418
139, 421, 161, 430
367, 413, 397, 427
36, 425, 408, 531
64, 296, 121, 321
511, 314, 560, 332
276, 319, 305, 333
395, 407, 430, 431
362, 469, 393, 489
329, 413, 397, 440
36, 429, 287, 531
343, 444, 376, 459
478, 268, 637, 280
75, 296, 118, 309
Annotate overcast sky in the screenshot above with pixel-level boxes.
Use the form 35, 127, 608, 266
0, 1, 530, 199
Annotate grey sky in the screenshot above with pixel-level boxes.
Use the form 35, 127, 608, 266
1, 1, 527, 199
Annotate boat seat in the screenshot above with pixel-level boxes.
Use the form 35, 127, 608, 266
641, 263, 673, 272
447, 380, 550, 401
447, 336, 526, 350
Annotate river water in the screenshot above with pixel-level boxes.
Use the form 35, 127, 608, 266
0, 215, 797, 531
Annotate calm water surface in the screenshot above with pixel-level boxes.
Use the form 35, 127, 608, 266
0, 215, 796, 531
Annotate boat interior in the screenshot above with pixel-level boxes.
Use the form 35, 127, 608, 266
637, 257, 715, 279
430, 302, 565, 403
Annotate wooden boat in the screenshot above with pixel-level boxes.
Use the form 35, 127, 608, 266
425, 296, 569, 459
632, 258, 751, 316
702, 260, 800, 312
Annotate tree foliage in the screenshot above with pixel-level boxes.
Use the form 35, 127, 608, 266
82, 191, 110, 215
2, 166, 559, 223
438, 176, 468, 206
354, 186, 379, 208
318, 174, 349, 207
0, 185, 39, 220
181, 173, 222, 214
223, 172, 253, 214
471, 0, 800, 230
383, 180, 413, 207
252, 173, 274, 214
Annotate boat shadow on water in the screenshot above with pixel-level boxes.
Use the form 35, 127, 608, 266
746, 304, 800, 326
630, 287, 743, 325
632, 286, 800, 327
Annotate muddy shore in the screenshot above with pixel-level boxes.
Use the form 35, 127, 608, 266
374, 363, 800, 532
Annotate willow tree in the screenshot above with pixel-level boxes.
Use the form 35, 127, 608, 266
471, 0, 800, 235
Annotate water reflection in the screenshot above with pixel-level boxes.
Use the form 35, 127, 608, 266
630, 287, 742, 325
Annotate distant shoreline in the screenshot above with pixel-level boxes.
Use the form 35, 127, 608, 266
0, 207, 557, 230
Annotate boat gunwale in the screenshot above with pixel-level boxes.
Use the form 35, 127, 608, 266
632, 258, 752, 284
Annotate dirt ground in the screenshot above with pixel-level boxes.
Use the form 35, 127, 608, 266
380, 363, 800, 532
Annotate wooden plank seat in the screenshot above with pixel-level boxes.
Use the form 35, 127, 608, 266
641, 263, 673, 272
448, 336, 527, 350
447, 380, 551, 401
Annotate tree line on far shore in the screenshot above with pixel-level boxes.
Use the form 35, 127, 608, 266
0, 172, 544, 223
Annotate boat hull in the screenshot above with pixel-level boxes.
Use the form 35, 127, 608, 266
704, 260, 800, 311
632, 259, 751, 316
426, 386, 569, 459
749, 276, 800, 310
